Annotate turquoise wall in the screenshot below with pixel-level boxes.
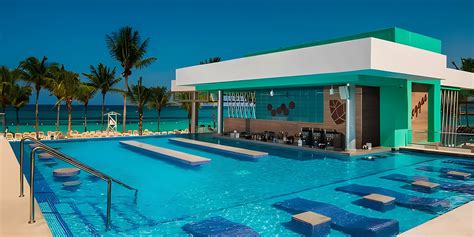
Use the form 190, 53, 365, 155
255, 87, 324, 122
379, 80, 412, 147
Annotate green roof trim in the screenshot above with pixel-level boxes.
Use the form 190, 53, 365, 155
245, 27, 441, 57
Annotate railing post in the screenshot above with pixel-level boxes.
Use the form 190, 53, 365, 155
106, 180, 112, 231
19, 138, 25, 197
29, 147, 39, 224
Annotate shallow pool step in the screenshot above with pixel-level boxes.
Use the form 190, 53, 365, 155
120, 140, 210, 166
169, 138, 268, 159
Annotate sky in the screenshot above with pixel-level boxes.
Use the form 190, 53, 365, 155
1, 0, 473, 105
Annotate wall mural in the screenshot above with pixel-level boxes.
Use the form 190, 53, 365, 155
267, 101, 295, 116
329, 100, 346, 124
412, 94, 427, 119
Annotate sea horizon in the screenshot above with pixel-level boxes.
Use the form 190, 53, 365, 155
1, 104, 217, 133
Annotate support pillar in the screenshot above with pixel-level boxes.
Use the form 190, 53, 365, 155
217, 90, 224, 134
345, 84, 356, 150
191, 92, 198, 133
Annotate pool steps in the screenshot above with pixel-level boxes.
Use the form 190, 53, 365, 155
274, 197, 400, 237
182, 216, 260, 236
120, 140, 211, 166
380, 174, 474, 195
335, 184, 450, 212
168, 138, 268, 159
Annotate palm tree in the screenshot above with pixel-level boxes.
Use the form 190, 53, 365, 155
181, 101, 200, 131
75, 83, 97, 132
83, 63, 121, 130
46, 65, 66, 132
10, 84, 32, 132
18, 56, 57, 138
127, 77, 151, 135
147, 86, 171, 132
55, 69, 80, 137
0, 66, 18, 113
106, 26, 157, 133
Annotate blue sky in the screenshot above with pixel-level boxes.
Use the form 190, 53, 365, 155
1, 0, 473, 105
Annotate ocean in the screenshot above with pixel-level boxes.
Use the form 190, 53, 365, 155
1, 104, 217, 133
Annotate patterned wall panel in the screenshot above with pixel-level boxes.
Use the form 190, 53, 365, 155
255, 87, 324, 122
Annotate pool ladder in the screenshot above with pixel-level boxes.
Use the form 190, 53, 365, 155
19, 136, 139, 231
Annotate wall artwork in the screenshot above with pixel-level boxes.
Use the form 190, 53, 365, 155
329, 100, 346, 124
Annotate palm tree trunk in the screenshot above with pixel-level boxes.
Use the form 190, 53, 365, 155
67, 100, 72, 138
101, 93, 105, 131
122, 75, 128, 133
157, 109, 161, 132
35, 89, 40, 138
139, 111, 143, 136
16, 108, 20, 133
84, 102, 88, 132
56, 101, 60, 132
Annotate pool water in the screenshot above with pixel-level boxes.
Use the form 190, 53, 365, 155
12, 134, 474, 236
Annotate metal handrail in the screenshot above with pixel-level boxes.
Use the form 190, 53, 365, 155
19, 136, 138, 231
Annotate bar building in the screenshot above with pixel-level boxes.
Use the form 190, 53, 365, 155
172, 28, 474, 150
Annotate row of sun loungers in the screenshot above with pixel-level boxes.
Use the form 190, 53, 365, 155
4, 129, 190, 141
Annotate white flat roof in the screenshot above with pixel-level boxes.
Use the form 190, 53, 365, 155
175, 37, 474, 90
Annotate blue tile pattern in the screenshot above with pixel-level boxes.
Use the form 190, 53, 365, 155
256, 87, 323, 122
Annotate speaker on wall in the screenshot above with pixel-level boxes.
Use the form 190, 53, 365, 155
338, 86, 349, 100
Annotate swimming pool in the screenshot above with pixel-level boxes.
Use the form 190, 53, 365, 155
12, 134, 474, 236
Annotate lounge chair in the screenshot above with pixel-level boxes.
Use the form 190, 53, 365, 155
133, 130, 139, 136
443, 160, 474, 166
381, 174, 474, 195
182, 216, 259, 237
335, 184, 449, 212
15, 133, 22, 140
274, 198, 399, 237
5, 133, 14, 141
416, 166, 474, 176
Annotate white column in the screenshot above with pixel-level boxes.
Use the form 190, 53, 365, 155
217, 90, 224, 134
345, 84, 356, 150
191, 92, 198, 133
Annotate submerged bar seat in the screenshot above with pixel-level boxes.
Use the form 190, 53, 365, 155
335, 184, 449, 212
53, 168, 80, 177
274, 198, 399, 237
182, 216, 260, 237
381, 174, 474, 195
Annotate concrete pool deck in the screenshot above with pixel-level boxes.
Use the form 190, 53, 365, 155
0, 137, 52, 236
399, 201, 474, 237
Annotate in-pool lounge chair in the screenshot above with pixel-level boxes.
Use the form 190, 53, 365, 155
381, 174, 474, 195
335, 184, 449, 212
416, 166, 473, 179
182, 216, 260, 237
274, 198, 399, 237
443, 160, 474, 167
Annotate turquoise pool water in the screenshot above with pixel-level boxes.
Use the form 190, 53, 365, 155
12, 135, 474, 236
